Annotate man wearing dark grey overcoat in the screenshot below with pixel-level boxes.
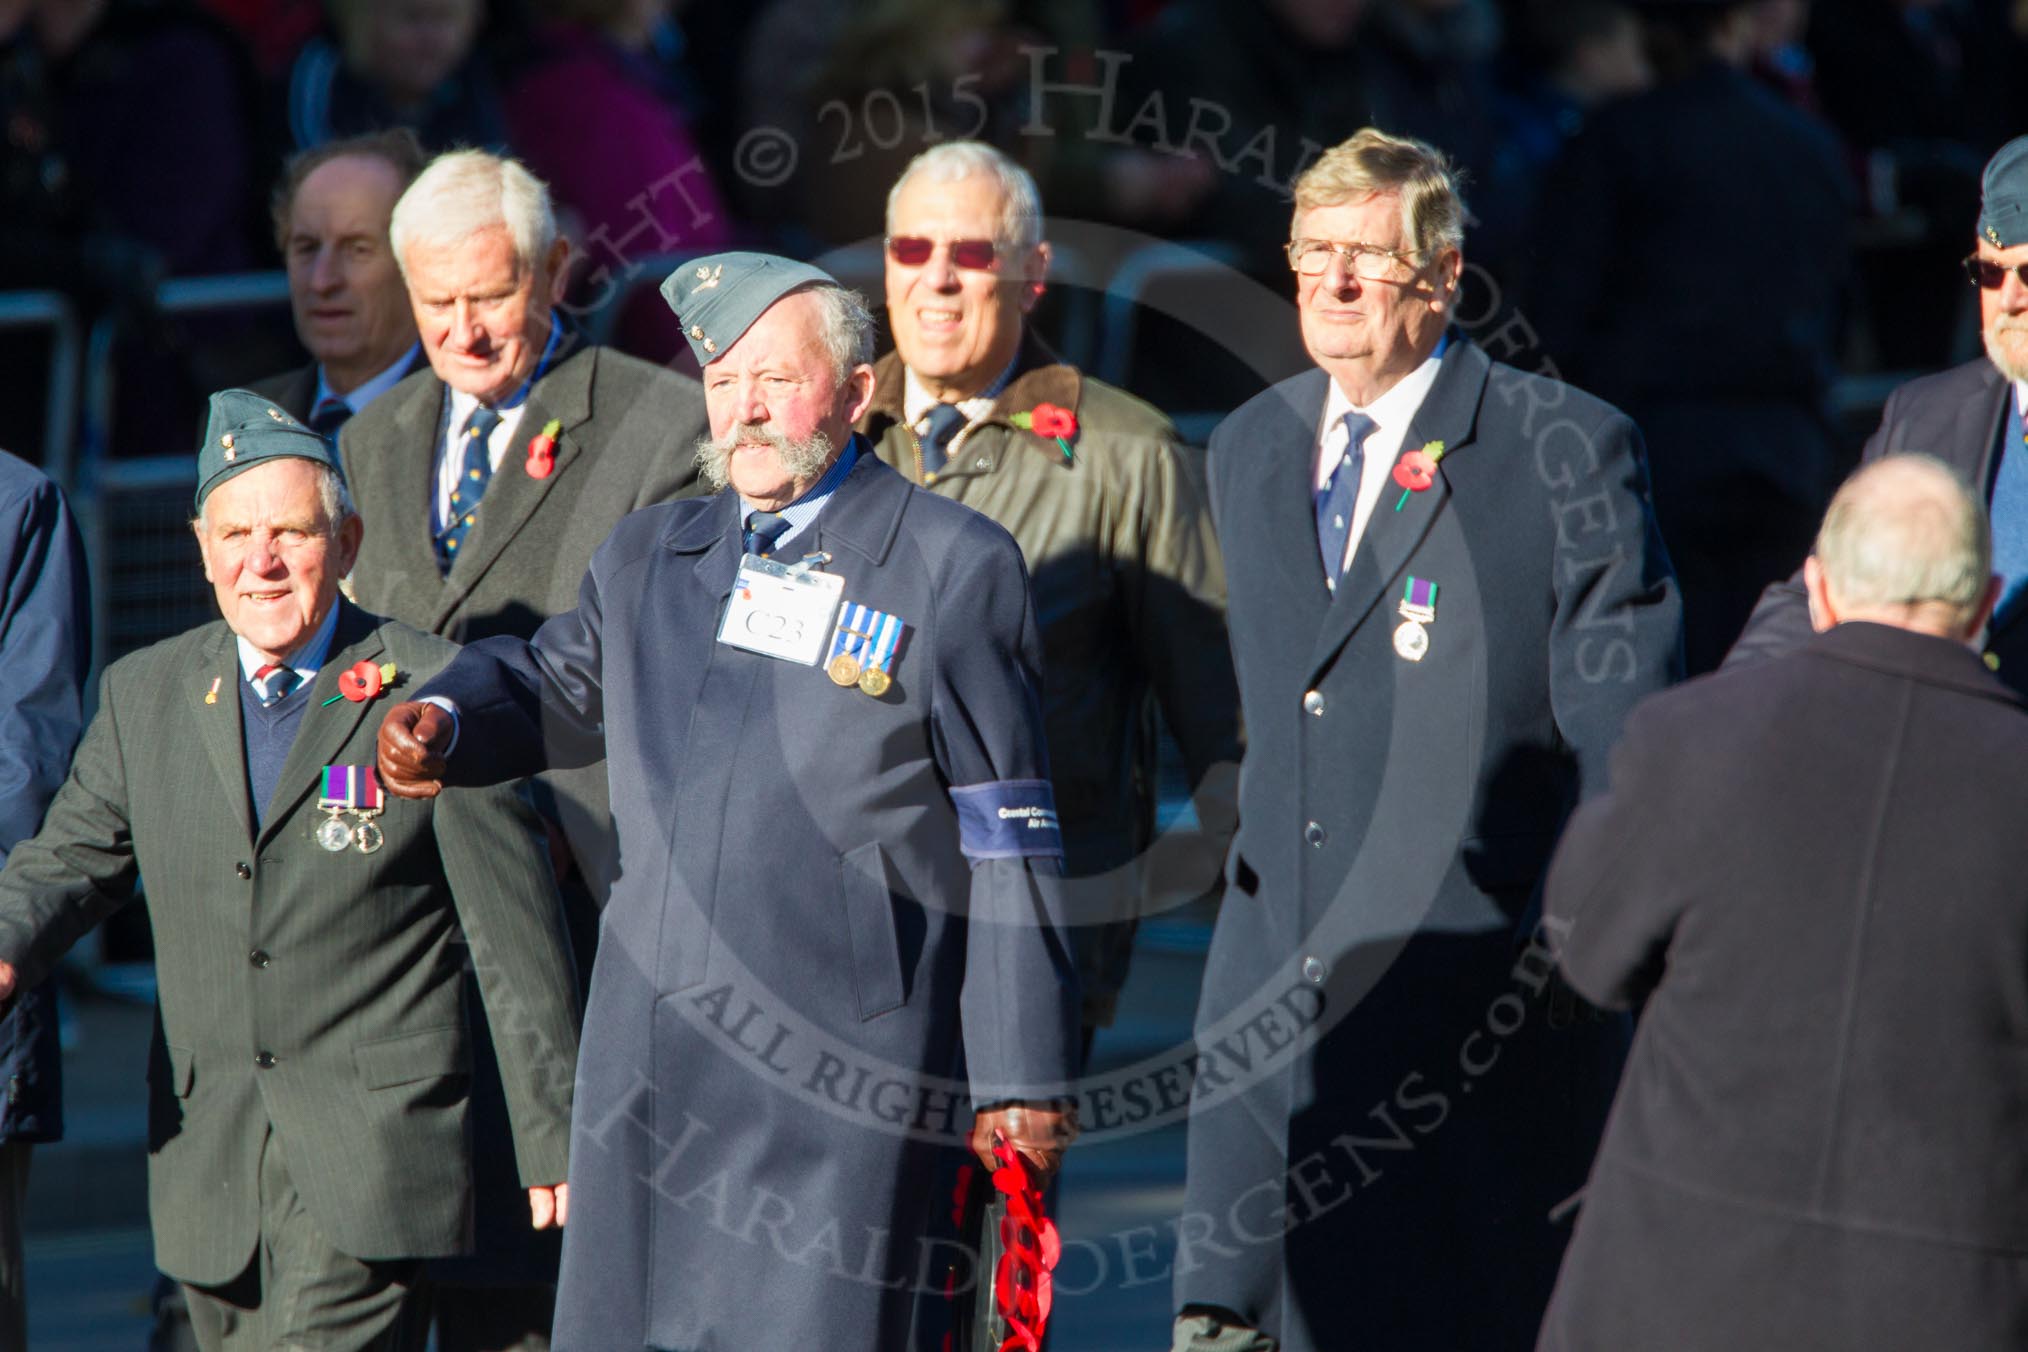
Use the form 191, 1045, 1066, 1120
1541, 455, 2028, 1351
337, 149, 707, 1347
1174, 129, 1681, 1352
378, 253, 1082, 1351
0, 392, 581, 1349
339, 149, 709, 896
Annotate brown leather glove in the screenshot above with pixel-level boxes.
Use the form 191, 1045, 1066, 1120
377, 700, 453, 800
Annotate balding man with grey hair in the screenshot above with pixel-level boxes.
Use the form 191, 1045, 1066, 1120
1537, 455, 2028, 1350
337, 147, 708, 1352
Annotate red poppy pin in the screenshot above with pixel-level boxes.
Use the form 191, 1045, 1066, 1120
1009, 403, 1078, 463
525, 418, 562, 479
323, 660, 400, 707
1392, 440, 1448, 510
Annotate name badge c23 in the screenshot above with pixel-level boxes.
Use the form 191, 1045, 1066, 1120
718, 553, 845, 666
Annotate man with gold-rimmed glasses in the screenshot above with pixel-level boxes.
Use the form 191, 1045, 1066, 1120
1173, 127, 1680, 1352
1732, 134, 2028, 689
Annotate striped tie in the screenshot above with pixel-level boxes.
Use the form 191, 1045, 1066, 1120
252, 662, 299, 705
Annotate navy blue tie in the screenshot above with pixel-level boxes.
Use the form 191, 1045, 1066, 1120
437, 405, 501, 572
309, 398, 351, 442
744, 510, 791, 557
1316, 411, 1376, 584
919, 403, 968, 480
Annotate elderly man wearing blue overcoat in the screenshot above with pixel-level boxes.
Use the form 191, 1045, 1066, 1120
377, 252, 1082, 1351
1173, 129, 1682, 1352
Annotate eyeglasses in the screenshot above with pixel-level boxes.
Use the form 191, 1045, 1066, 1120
1964, 254, 2028, 289
886, 236, 1000, 270
1287, 238, 1421, 280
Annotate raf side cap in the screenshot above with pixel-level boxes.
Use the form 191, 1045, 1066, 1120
660, 251, 841, 367
1980, 135, 2028, 249
194, 389, 337, 512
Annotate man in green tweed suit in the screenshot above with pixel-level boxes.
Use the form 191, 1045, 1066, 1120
0, 390, 582, 1350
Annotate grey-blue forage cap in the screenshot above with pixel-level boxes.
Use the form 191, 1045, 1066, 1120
659, 252, 842, 366
194, 388, 336, 512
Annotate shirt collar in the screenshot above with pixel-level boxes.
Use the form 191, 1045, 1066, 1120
235, 603, 340, 685
315, 341, 422, 415
2015, 379, 2027, 420
755, 436, 862, 550
902, 353, 1020, 428
446, 310, 566, 430
1322, 339, 1447, 440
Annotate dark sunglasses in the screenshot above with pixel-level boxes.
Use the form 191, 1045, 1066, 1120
1963, 254, 2028, 289
886, 236, 999, 270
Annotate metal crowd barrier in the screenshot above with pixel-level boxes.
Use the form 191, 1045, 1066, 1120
74, 273, 294, 672
0, 291, 82, 489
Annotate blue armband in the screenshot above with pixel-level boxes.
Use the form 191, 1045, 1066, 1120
948, 779, 1064, 861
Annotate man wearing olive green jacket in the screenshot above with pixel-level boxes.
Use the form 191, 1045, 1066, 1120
0, 391, 579, 1350
861, 140, 1242, 1037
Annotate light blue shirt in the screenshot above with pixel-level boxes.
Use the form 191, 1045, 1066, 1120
766, 435, 862, 555
313, 342, 421, 418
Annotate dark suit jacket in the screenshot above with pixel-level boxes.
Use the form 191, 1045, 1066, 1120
1730, 358, 2027, 680
338, 329, 708, 891
1541, 622, 2028, 1351
0, 452, 88, 1143
249, 350, 428, 423
248, 363, 317, 421
417, 448, 1081, 1351
1180, 337, 1682, 1351
0, 602, 581, 1284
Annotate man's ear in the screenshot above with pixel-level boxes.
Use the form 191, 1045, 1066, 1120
1803, 555, 1837, 633
839, 363, 877, 427
544, 237, 572, 306
1019, 242, 1052, 315
335, 512, 365, 577
1967, 572, 2003, 646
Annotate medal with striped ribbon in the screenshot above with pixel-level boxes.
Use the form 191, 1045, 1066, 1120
317, 765, 387, 854
826, 602, 905, 697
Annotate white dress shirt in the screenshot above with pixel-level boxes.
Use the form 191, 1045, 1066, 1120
1314, 347, 1447, 574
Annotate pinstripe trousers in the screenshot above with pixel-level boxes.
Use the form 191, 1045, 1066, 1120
182, 1129, 429, 1352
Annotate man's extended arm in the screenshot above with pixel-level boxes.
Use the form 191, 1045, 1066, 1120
932, 524, 1082, 1181
382, 553, 612, 796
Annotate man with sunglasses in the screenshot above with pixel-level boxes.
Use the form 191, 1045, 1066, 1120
858, 141, 1242, 1049
1173, 128, 1680, 1352
1731, 134, 2028, 686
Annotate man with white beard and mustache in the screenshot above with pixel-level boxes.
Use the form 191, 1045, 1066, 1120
376, 252, 1082, 1351
1731, 134, 2028, 687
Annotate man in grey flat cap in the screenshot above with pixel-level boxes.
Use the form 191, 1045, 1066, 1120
377, 252, 1082, 1351
0, 391, 581, 1350
1731, 133, 2028, 685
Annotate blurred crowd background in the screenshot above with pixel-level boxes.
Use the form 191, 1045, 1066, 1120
2, 0, 2024, 679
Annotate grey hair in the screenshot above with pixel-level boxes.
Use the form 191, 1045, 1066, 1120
1292, 127, 1467, 260
1814, 453, 1990, 620
792, 282, 876, 382
388, 150, 557, 279
884, 141, 1044, 254
194, 462, 356, 532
